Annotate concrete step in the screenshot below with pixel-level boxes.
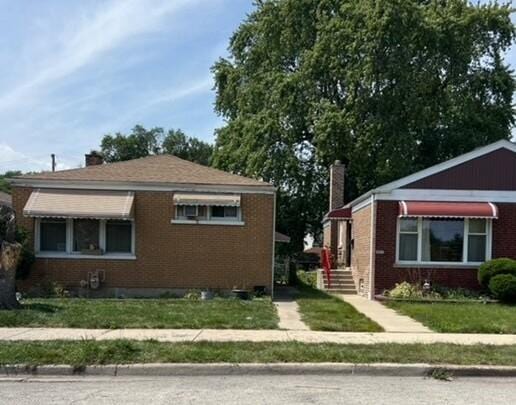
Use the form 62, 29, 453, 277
324, 288, 357, 294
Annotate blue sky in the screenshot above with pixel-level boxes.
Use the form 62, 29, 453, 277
0, 0, 514, 173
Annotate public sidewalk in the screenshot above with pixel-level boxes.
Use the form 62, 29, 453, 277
1, 327, 516, 345
338, 295, 432, 333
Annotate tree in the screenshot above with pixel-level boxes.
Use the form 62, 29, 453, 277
0, 205, 21, 309
212, 0, 515, 252
98, 125, 214, 165
162, 129, 214, 166
100, 125, 163, 163
0, 171, 22, 194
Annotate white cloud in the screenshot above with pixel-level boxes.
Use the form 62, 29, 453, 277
0, 0, 209, 112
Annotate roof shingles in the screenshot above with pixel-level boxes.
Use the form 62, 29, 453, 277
16, 155, 271, 188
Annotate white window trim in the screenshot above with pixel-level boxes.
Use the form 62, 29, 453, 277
395, 217, 492, 266
173, 204, 244, 225
35, 218, 135, 259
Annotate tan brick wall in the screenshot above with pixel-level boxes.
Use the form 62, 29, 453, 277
351, 204, 373, 297
13, 187, 274, 293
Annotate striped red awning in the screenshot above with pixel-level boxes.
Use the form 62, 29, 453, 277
326, 207, 352, 220
398, 201, 498, 219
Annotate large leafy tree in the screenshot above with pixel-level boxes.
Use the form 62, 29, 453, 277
100, 125, 163, 163
99, 125, 213, 165
162, 129, 214, 166
212, 0, 515, 251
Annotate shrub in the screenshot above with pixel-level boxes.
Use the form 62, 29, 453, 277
478, 258, 516, 288
296, 270, 317, 289
388, 282, 423, 299
488, 274, 516, 303
15, 226, 35, 280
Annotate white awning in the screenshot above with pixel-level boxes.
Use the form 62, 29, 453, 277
173, 193, 240, 207
23, 189, 134, 220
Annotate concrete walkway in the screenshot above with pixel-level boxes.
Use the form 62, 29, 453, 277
339, 295, 432, 333
273, 287, 309, 331
1, 328, 516, 345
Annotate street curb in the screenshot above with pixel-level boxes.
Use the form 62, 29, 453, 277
1, 363, 516, 378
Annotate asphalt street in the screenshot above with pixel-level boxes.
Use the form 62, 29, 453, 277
0, 374, 515, 404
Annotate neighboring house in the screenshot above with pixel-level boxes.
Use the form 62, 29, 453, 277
0, 191, 12, 207
10, 154, 275, 296
323, 139, 516, 299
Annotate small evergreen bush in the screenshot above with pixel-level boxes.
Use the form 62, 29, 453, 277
488, 274, 516, 303
478, 258, 516, 289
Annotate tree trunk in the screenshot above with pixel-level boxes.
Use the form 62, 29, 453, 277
0, 241, 22, 309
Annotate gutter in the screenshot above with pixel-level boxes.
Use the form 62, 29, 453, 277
368, 193, 376, 300
8, 178, 276, 195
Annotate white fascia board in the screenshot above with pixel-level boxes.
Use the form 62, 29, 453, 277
378, 189, 516, 203
10, 179, 276, 195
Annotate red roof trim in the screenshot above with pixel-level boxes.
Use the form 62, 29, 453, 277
398, 201, 498, 219
326, 207, 352, 220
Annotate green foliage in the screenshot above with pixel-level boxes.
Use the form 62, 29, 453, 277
388, 282, 424, 299
15, 227, 35, 280
99, 125, 213, 165
162, 129, 213, 166
100, 125, 162, 162
212, 0, 515, 252
0, 170, 21, 193
489, 274, 516, 303
296, 270, 317, 289
478, 258, 516, 289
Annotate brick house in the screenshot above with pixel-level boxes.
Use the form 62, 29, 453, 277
323, 139, 516, 299
10, 154, 275, 297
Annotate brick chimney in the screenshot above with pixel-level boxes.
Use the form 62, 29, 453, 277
85, 152, 104, 167
329, 160, 345, 210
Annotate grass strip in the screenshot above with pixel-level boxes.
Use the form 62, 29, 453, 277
1, 340, 515, 367
0, 298, 279, 329
295, 284, 383, 332
386, 301, 516, 334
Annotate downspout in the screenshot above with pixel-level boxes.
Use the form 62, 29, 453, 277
270, 191, 277, 298
368, 193, 376, 300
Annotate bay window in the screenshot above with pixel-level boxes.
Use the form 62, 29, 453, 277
397, 217, 491, 264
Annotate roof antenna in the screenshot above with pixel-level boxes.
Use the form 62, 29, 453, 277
51, 154, 56, 172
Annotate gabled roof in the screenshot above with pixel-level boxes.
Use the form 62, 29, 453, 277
347, 139, 516, 208
12, 155, 272, 190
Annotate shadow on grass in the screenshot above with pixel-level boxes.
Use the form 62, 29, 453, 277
21, 303, 60, 313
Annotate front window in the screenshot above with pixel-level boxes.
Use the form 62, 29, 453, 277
211, 206, 238, 219
397, 217, 490, 264
176, 205, 207, 219
40, 219, 66, 252
36, 218, 134, 257
174, 205, 241, 223
106, 220, 132, 253
73, 219, 100, 252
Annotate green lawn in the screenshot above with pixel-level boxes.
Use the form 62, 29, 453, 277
295, 285, 382, 332
386, 301, 516, 334
0, 298, 279, 329
1, 340, 515, 366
